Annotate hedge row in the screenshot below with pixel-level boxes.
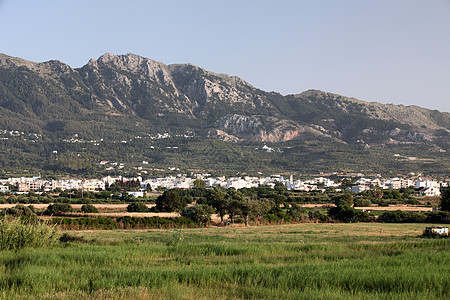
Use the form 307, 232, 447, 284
51, 216, 195, 230
379, 211, 450, 223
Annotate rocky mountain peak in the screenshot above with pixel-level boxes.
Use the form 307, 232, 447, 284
0, 52, 448, 149
0, 53, 37, 69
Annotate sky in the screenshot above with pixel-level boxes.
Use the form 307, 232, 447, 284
0, 0, 449, 112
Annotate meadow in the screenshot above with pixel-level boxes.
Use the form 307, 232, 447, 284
0, 223, 449, 299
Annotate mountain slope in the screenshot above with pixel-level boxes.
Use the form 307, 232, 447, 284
0, 53, 448, 176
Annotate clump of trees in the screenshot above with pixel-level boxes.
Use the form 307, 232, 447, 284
380, 211, 449, 223
127, 202, 149, 213
153, 191, 187, 212
328, 193, 373, 223
44, 203, 73, 215
440, 188, 450, 212
81, 204, 99, 213
1, 204, 36, 219
181, 204, 215, 225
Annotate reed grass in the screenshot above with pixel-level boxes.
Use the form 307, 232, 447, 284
0, 217, 60, 251
0, 223, 448, 299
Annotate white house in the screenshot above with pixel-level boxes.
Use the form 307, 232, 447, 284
127, 191, 144, 198
351, 185, 370, 194
419, 187, 441, 197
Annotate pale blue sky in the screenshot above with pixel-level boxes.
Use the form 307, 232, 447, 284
0, 0, 449, 112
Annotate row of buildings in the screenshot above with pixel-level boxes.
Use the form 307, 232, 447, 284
0, 175, 447, 197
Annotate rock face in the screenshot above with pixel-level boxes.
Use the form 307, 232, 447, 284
0, 52, 449, 149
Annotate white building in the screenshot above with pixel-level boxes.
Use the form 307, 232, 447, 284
419, 187, 441, 197
127, 191, 144, 198
351, 185, 370, 194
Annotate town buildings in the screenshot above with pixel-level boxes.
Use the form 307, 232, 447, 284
0, 174, 447, 197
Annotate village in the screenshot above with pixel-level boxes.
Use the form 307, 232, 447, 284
0, 173, 446, 197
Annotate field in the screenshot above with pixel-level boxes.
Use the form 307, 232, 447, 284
1, 223, 449, 299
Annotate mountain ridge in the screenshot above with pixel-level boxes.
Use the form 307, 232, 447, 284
0, 52, 448, 176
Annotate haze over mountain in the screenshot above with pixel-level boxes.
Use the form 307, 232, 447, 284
0, 53, 448, 176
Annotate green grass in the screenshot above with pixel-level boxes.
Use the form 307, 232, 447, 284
0, 223, 449, 299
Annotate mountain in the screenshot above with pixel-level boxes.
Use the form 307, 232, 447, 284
0, 53, 448, 177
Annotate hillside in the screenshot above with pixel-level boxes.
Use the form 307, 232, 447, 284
0, 53, 449, 177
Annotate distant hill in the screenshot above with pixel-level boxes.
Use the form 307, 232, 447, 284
0, 53, 448, 177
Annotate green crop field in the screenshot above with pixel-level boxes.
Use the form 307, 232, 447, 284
1, 223, 449, 299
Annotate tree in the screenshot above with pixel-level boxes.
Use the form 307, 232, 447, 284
193, 179, 206, 188
81, 204, 99, 213
334, 193, 354, 207
328, 206, 373, 223
329, 206, 360, 223
155, 191, 187, 212
354, 197, 372, 207
206, 188, 229, 223
341, 178, 354, 188
274, 181, 288, 194
440, 188, 450, 212
1, 204, 36, 218
239, 199, 253, 226
44, 203, 73, 215
127, 202, 149, 213
181, 204, 215, 225
370, 188, 384, 199
226, 190, 244, 224
244, 198, 274, 225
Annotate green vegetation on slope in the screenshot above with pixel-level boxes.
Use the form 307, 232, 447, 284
0, 53, 449, 176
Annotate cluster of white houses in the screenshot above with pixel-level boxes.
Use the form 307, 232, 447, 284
0, 174, 447, 197
350, 177, 443, 196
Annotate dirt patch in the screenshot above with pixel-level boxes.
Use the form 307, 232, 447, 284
354, 205, 432, 212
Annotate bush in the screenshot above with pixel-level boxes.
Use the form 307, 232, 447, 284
354, 198, 372, 207
0, 217, 60, 250
1, 204, 36, 218
154, 191, 187, 212
380, 211, 450, 223
127, 202, 149, 213
181, 204, 215, 224
51, 216, 195, 230
328, 206, 373, 223
44, 203, 73, 215
81, 204, 99, 213
308, 209, 330, 223
334, 194, 354, 207
52, 217, 118, 230
441, 188, 450, 212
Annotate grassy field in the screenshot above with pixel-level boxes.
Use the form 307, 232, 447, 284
1, 223, 449, 299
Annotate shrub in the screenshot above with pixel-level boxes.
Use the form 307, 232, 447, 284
0, 217, 60, 250
154, 191, 187, 212
52, 217, 118, 230
354, 198, 372, 207
127, 202, 149, 213
308, 209, 330, 223
441, 188, 450, 212
334, 194, 354, 207
181, 204, 215, 224
1, 204, 36, 218
44, 203, 73, 215
81, 204, 99, 213
328, 206, 373, 223
380, 211, 450, 223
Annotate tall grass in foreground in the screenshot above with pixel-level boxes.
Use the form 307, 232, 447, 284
0, 236, 448, 299
0, 217, 60, 250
